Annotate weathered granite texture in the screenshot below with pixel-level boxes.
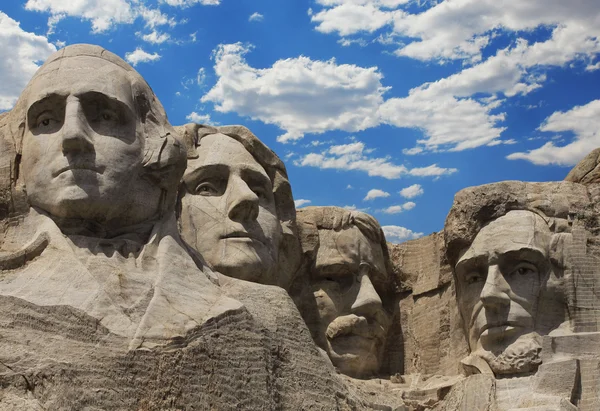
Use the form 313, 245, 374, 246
3, 42, 600, 410
0, 44, 381, 410
174, 123, 301, 290
294, 206, 396, 379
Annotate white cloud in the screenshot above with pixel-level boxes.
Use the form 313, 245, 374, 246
0, 12, 56, 111
249, 12, 264, 22
295, 140, 456, 179
364, 189, 390, 201
197, 67, 207, 86
125, 48, 161, 66
186, 111, 212, 124
139, 6, 177, 29
399, 184, 423, 199
202, 43, 388, 143
25, 0, 136, 33
295, 142, 407, 179
408, 164, 457, 177
586, 62, 600, 72
310, 1, 600, 154
381, 201, 415, 214
382, 225, 423, 243
311, 1, 600, 64
139, 30, 170, 44
338, 38, 368, 47
25, 1, 184, 33
312, 3, 395, 36
507, 99, 600, 166
163, 0, 221, 7
402, 201, 416, 210
294, 199, 312, 208
329, 141, 365, 155
343, 205, 370, 212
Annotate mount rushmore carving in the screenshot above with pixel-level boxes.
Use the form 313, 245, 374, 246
0, 44, 599, 410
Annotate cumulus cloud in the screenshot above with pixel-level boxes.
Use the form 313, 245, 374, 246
399, 184, 423, 199
294, 199, 312, 208
295, 141, 456, 179
382, 225, 423, 243
380, 201, 415, 214
249, 12, 264, 22
25, 0, 136, 33
125, 48, 161, 66
186, 111, 212, 124
202, 43, 388, 142
311, 1, 600, 64
364, 189, 390, 201
295, 142, 407, 179
24, 1, 204, 34
507, 99, 600, 166
310, 1, 600, 153
138, 30, 170, 44
312, 3, 395, 36
408, 164, 457, 177
0, 12, 56, 111
402, 201, 416, 210
139, 5, 177, 28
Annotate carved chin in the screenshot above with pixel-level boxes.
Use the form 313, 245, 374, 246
472, 333, 542, 376
212, 248, 276, 283
326, 335, 381, 377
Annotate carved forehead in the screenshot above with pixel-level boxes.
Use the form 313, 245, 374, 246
315, 226, 386, 276
457, 210, 551, 265
27, 56, 135, 109
186, 133, 269, 178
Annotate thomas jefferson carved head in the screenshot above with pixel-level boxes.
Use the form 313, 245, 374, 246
296, 206, 393, 378
7, 44, 185, 231
176, 124, 300, 287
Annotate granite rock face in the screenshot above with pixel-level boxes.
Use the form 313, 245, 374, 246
2, 43, 600, 410
0, 44, 374, 411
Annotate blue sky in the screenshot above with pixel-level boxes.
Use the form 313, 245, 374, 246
2, 0, 600, 242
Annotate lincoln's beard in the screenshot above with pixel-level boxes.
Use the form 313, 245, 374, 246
467, 332, 542, 376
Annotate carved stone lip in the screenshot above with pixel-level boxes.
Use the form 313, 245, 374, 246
54, 164, 104, 177
222, 231, 265, 245
478, 321, 524, 337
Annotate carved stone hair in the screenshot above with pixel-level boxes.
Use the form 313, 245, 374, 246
1, 44, 186, 218
443, 181, 589, 268
296, 206, 394, 292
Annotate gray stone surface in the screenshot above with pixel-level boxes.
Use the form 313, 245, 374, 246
295, 206, 396, 379
175, 123, 301, 290
0, 44, 378, 410
3, 42, 600, 410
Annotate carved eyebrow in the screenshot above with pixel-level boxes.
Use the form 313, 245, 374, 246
78, 91, 135, 120
498, 249, 548, 268
182, 164, 229, 186
241, 167, 272, 189
27, 93, 66, 124
455, 254, 486, 276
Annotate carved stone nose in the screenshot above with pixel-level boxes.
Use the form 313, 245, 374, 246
351, 272, 382, 317
61, 97, 93, 153
480, 265, 510, 309
227, 176, 259, 222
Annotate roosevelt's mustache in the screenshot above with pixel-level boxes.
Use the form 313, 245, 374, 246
326, 314, 389, 342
